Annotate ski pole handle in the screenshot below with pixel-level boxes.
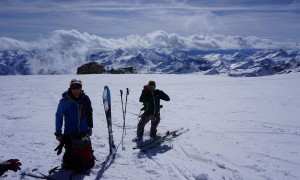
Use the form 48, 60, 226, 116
120, 90, 123, 96
126, 88, 129, 95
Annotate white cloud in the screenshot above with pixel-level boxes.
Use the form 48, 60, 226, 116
0, 37, 32, 50
1, 29, 299, 51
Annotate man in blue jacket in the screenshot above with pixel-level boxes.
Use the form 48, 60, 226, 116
55, 78, 93, 169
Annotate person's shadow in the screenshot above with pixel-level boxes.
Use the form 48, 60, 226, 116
48, 168, 87, 180
137, 144, 173, 159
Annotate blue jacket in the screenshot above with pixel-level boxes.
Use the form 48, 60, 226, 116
55, 89, 93, 136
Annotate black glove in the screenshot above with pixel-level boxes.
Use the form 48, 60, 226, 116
1, 159, 22, 172
54, 137, 65, 155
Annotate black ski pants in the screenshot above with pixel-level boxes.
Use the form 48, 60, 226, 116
137, 113, 160, 138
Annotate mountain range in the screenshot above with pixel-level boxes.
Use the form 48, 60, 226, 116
1, 48, 299, 77
0, 30, 299, 76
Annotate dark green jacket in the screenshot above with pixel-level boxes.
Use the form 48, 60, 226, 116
139, 85, 170, 115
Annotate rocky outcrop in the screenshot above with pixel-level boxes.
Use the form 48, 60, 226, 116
77, 62, 105, 74
109, 67, 138, 74
76, 61, 137, 74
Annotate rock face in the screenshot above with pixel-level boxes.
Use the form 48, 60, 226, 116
77, 62, 105, 74
76, 61, 137, 74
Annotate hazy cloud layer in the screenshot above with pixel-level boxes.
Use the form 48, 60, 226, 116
1, 29, 299, 52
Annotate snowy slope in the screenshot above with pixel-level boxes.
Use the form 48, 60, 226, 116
1, 74, 300, 180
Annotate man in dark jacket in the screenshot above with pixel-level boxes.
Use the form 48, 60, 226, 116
133, 80, 170, 142
54, 78, 93, 169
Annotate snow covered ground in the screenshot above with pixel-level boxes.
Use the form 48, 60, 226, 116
1, 73, 300, 180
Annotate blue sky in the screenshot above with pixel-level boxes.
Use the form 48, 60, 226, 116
0, 0, 300, 41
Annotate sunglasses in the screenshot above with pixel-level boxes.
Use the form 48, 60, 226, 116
70, 84, 82, 90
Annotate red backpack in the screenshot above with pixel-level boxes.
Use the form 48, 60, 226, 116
71, 136, 95, 172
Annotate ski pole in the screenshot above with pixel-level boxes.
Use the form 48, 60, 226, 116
120, 90, 126, 150
120, 90, 125, 131
124, 88, 129, 134
125, 88, 129, 114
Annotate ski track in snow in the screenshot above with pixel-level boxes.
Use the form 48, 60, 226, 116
0, 74, 300, 180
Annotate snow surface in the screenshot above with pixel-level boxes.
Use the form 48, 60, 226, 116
1, 74, 300, 180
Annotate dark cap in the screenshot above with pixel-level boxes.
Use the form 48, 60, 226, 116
148, 80, 156, 87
